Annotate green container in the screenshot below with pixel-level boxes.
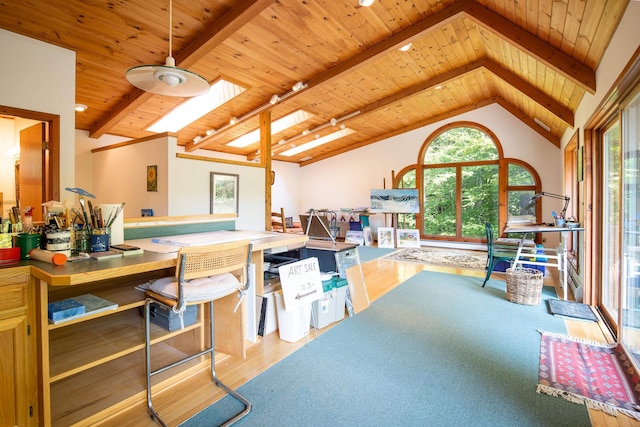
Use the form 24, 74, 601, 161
16, 233, 41, 259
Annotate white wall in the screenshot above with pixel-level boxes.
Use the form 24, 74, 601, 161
92, 135, 171, 217
172, 153, 266, 230
271, 161, 302, 221
88, 134, 266, 229
0, 29, 76, 197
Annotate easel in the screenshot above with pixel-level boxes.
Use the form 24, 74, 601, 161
305, 208, 336, 245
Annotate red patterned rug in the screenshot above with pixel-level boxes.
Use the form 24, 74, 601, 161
538, 331, 640, 420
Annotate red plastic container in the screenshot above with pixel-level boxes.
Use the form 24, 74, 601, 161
0, 247, 21, 266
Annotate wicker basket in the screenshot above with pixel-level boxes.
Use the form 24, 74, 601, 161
505, 267, 543, 305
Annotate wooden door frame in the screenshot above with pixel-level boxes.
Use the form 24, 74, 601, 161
0, 105, 60, 205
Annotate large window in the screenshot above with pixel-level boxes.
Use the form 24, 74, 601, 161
620, 90, 640, 365
411, 123, 540, 242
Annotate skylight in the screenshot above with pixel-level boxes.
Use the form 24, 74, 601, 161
226, 110, 314, 148
280, 127, 355, 156
147, 79, 246, 133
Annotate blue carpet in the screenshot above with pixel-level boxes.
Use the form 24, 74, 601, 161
356, 245, 396, 262
181, 272, 590, 427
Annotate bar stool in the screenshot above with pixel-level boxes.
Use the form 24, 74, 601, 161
144, 240, 252, 426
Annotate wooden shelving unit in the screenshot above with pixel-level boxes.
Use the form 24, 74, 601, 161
44, 280, 207, 427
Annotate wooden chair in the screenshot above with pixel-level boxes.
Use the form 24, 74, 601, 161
482, 222, 518, 287
144, 240, 252, 426
271, 207, 287, 233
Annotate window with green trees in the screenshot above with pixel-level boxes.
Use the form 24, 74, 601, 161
399, 123, 539, 242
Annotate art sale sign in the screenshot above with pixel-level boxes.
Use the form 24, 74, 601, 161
278, 257, 324, 310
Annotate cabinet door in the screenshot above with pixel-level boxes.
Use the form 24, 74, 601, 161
0, 314, 29, 427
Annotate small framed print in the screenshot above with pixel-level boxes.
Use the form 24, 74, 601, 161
147, 165, 158, 192
397, 229, 420, 248
210, 172, 239, 215
345, 230, 364, 245
377, 227, 395, 248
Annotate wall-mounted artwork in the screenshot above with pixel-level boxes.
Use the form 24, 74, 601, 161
210, 172, 239, 215
370, 189, 419, 213
147, 165, 157, 192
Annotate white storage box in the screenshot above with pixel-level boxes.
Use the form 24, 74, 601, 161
274, 290, 311, 343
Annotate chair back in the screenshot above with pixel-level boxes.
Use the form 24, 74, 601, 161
485, 222, 495, 255
176, 239, 251, 281
174, 240, 251, 305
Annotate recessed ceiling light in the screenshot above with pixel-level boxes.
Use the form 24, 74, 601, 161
398, 43, 412, 52
359, 0, 375, 6
75, 104, 88, 112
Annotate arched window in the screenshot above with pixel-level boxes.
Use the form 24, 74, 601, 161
395, 122, 540, 242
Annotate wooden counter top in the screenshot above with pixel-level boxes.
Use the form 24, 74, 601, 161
27, 231, 308, 286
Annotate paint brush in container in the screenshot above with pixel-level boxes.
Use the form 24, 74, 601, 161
106, 202, 125, 228
79, 198, 91, 233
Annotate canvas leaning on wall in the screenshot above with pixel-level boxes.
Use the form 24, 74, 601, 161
397, 229, 420, 248
378, 227, 395, 248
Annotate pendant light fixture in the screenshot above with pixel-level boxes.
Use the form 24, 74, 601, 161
126, 0, 209, 97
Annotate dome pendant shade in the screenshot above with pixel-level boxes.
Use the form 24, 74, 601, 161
126, 56, 209, 97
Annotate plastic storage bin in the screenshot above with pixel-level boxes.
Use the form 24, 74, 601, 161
149, 303, 198, 331
274, 290, 311, 342
311, 277, 348, 329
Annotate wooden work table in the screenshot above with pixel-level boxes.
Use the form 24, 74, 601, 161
1, 230, 307, 426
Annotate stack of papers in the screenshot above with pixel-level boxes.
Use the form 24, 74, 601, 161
506, 215, 535, 226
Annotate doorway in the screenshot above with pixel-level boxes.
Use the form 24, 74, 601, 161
0, 105, 59, 223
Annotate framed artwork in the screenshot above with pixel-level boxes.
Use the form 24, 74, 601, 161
397, 229, 420, 248
147, 165, 157, 192
210, 172, 239, 215
377, 227, 395, 248
370, 189, 419, 213
345, 230, 364, 245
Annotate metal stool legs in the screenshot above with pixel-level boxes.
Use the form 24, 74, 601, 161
145, 298, 251, 426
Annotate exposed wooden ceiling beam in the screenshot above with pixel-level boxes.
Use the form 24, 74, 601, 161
465, 0, 596, 94
483, 59, 574, 127
299, 99, 497, 167
189, 0, 467, 152
89, 0, 272, 139
194, 0, 590, 153
259, 56, 569, 160
495, 97, 561, 147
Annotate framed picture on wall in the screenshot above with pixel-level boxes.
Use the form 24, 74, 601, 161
377, 227, 395, 248
210, 172, 239, 215
147, 165, 157, 192
397, 229, 420, 248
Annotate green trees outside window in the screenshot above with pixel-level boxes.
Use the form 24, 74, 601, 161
394, 123, 540, 242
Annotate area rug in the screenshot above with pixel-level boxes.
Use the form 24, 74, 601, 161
547, 299, 598, 322
537, 331, 640, 420
381, 247, 486, 270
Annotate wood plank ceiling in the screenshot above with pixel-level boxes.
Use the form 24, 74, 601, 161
0, 0, 629, 165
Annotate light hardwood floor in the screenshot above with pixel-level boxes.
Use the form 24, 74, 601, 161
105, 254, 638, 427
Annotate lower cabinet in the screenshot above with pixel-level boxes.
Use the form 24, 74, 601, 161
0, 266, 36, 427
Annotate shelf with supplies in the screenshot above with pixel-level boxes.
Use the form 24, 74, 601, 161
43, 270, 206, 426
